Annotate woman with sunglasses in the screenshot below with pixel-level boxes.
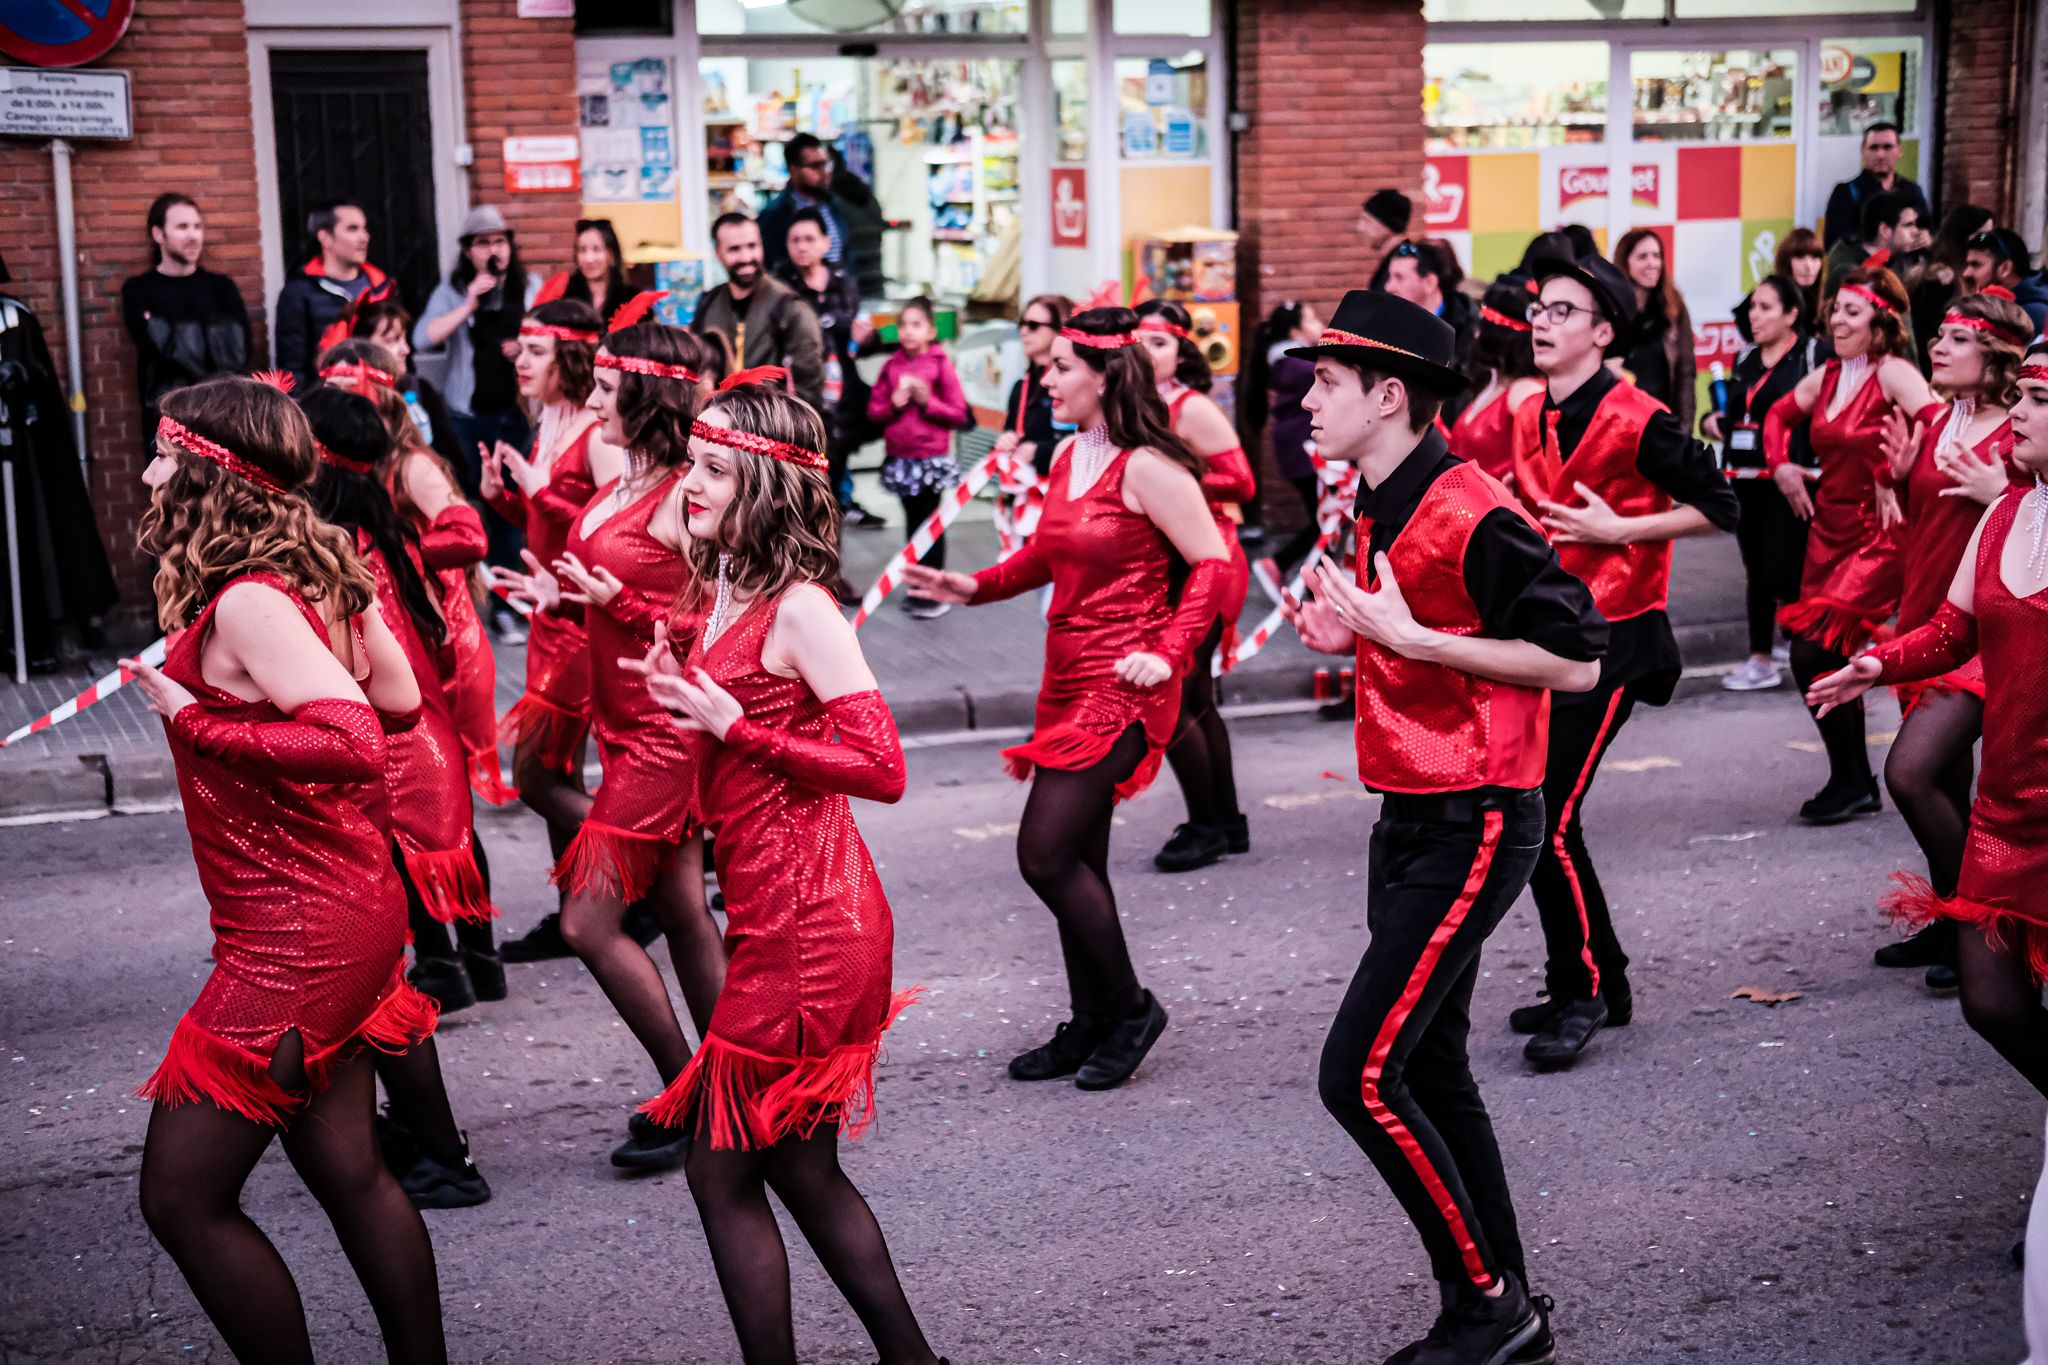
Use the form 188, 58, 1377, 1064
997, 294, 1074, 479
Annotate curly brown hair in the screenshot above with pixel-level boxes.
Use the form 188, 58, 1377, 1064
1936, 290, 2035, 406
602, 323, 710, 475
1060, 308, 1206, 480
141, 376, 375, 629
526, 298, 601, 406
1830, 265, 1911, 359
683, 383, 840, 606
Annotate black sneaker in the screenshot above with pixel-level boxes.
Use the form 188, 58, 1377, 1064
843, 502, 888, 531
1875, 920, 1954, 968
1509, 1291, 1557, 1364
1600, 979, 1633, 1027
1799, 779, 1882, 825
500, 912, 572, 963
461, 946, 507, 1001
1523, 997, 1609, 1071
375, 1106, 421, 1175
1223, 813, 1250, 855
397, 1139, 492, 1210
1154, 822, 1229, 873
1008, 1017, 1113, 1081
611, 1120, 690, 1171
1926, 961, 1960, 991
624, 903, 663, 948
1075, 992, 1169, 1091
1384, 1270, 1544, 1365
1507, 997, 1562, 1035
409, 955, 476, 1013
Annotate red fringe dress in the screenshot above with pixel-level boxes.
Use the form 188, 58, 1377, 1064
1883, 488, 2048, 977
140, 573, 438, 1126
1891, 406, 2018, 713
1167, 387, 1254, 671
490, 422, 599, 775
639, 586, 917, 1149
550, 474, 696, 901
1777, 360, 1905, 654
364, 536, 498, 923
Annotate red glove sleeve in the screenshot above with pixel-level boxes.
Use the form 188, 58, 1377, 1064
418, 504, 488, 570
1154, 557, 1230, 673
969, 538, 1054, 604
379, 702, 423, 735
604, 586, 670, 635
1763, 391, 1805, 471
1200, 445, 1258, 505
722, 689, 906, 804
1870, 600, 1979, 684
485, 485, 525, 523
170, 697, 386, 781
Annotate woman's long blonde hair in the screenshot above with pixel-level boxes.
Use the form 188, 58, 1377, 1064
683, 383, 840, 606
141, 376, 374, 628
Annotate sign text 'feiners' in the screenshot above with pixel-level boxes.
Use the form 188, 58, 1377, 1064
0, 66, 131, 140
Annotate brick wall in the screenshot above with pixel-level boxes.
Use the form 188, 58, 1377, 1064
0, 4, 265, 631
459, 0, 582, 276
1937, 0, 2026, 222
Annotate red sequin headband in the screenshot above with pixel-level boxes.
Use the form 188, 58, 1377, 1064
1941, 310, 2034, 345
596, 349, 704, 384
1136, 317, 1193, 342
520, 321, 601, 345
157, 416, 287, 493
1061, 327, 1138, 349
2020, 364, 2048, 384
315, 442, 378, 476
1317, 327, 1433, 361
1479, 305, 1532, 333
319, 361, 395, 392
1837, 284, 1895, 314
688, 418, 827, 472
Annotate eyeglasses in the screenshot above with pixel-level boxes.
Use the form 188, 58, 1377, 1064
1391, 242, 1422, 258
1526, 300, 1602, 326
795, 157, 831, 171
1019, 318, 1054, 332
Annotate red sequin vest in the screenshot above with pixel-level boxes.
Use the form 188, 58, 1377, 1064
1512, 380, 1673, 623
1353, 460, 1551, 794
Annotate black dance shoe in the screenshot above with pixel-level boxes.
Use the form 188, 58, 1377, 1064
624, 902, 663, 948
1154, 822, 1229, 873
1075, 992, 1169, 1091
375, 1106, 421, 1175
610, 1120, 690, 1171
1008, 1017, 1114, 1081
1523, 998, 1609, 1071
461, 946, 507, 1001
1508, 996, 1561, 1035
1798, 779, 1882, 826
1223, 813, 1250, 855
1509, 1290, 1557, 1364
410, 955, 476, 1013
499, 911, 573, 963
1383, 1269, 1545, 1365
1926, 961, 1960, 991
398, 1138, 492, 1210
1875, 920, 1954, 968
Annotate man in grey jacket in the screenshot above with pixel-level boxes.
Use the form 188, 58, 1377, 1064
692, 213, 824, 415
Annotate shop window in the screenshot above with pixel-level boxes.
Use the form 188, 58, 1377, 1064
1112, 0, 1211, 37
696, 0, 1027, 37
1115, 54, 1208, 160
1425, 42, 1607, 151
1424, 0, 1659, 19
1676, 0, 1912, 14
1051, 0, 1087, 33
575, 0, 673, 35
1631, 50, 1795, 143
1819, 36, 1922, 136
1053, 58, 1088, 163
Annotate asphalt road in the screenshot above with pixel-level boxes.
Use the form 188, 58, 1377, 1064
3, 686, 2036, 1364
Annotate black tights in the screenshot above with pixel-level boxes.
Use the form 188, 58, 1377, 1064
686, 1131, 937, 1365
139, 1049, 446, 1365
1883, 691, 1981, 898
1789, 636, 1872, 792
560, 836, 726, 1087
407, 834, 497, 963
1017, 722, 1149, 1022
899, 491, 947, 575
514, 726, 593, 869
1959, 927, 2048, 1101
1164, 619, 1240, 829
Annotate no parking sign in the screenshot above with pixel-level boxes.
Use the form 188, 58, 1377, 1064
0, 0, 134, 69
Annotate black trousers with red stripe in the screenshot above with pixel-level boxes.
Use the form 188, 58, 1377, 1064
1529, 679, 1641, 1007
1318, 789, 1544, 1289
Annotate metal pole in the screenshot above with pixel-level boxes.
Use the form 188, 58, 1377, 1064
48, 138, 89, 474
3, 463, 25, 686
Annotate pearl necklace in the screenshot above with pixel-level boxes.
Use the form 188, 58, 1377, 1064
704, 553, 737, 646
2029, 477, 2048, 580
1070, 423, 1116, 494
1932, 397, 1975, 465
1826, 352, 1870, 421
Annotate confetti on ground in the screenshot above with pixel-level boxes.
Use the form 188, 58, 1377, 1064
1732, 986, 1804, 1006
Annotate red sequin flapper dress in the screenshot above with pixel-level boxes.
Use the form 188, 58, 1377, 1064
1885, 490, 2048, 977
1448, 384, 1517, 480
550, 473, 696, 901
491, 422, 599, 774
1167, 387, 1253, 670
1779, 360, 1904, 653
1892, 407, 2018, 711
139, 573, 437, 1126
640, 585, 916, 1149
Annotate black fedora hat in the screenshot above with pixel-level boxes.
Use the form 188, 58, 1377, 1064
1285, 289, 1467, 396
1532, 253, 1638, 356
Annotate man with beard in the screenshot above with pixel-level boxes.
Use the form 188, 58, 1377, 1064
692, 213, 825, 414
121, 193, 250, 430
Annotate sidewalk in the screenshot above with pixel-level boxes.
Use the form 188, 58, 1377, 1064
0, 503, 1751, 819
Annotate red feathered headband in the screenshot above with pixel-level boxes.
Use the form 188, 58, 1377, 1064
157, 416, 287, 493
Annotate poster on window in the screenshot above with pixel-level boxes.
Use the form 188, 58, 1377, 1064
578, 57, 676, 203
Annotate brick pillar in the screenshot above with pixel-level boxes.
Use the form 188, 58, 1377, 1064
1937, 0, 2024, 222
0, 4, 264, 629
460, 0, 582, 276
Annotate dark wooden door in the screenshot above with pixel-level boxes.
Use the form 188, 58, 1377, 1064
269, 49, 440, 316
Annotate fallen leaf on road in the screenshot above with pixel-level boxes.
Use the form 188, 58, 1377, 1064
1732, 986, 1803, 1006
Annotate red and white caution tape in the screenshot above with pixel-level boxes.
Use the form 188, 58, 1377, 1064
1, 636, 170, 748
488, 580, 535, 617
988, 450, 1047, 561
1223, 506, 1350, 674
849, 451, 1004, 630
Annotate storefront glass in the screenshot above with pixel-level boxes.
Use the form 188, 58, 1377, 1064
1424, 0, 1659, 19
1676, 0, 1913, 13
1113, 0, 1211, 37
1425, 42, 1608, 151
1115, 54, 1209, 161
1631, 49, 1795, 143
696, 0, 1028, 37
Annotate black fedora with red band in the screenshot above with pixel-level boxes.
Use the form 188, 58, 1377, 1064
1285, 289, 1468, 396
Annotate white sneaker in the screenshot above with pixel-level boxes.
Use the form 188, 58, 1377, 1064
1721, 656, 1783, 691
906, 600, 950, 620
1771, 640, 1791, 665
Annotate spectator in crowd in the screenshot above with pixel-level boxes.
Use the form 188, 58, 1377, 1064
868, 297, 970, 619
996, 292, 1073, 480
693, 212, 824, 414
120, 193, 250, 432
1821, 121, 1929, 250
1357, 189, 1412, 284
829, 146, 888, 297
1774, 227, 1827, 330
1964, 228, 2048, 333
1237, 299, 1323, 579
759, 132, 843, 277
1907, 204, 1996, 361
414, 204, 538, 635
1614, 227, 1697, 435
1381, 240, 1479, 420
552, 218, 631, 328
1825, 190, 1921, 292
274, 199, 385, 387
344, 296, 467, 479
776, 206, 882, 533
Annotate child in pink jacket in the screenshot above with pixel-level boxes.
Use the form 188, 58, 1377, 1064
868, 297, 969, 617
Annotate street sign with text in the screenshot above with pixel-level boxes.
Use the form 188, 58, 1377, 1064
0, 66, 131, 140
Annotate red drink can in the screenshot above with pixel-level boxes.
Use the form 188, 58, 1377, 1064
1313, 667, 1335, 701
1339, 666, 1356, 698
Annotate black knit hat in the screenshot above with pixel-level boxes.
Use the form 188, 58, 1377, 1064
1361, 189, 1413, 235
1285, 289, 1466, 396
1533, 254, 1638, 357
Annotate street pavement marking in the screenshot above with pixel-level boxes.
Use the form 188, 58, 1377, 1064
1786, 730, 1896, 754
1606, 755, 1681, 773
954, 822, 1022, 841
1263, 788, 1378, 811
